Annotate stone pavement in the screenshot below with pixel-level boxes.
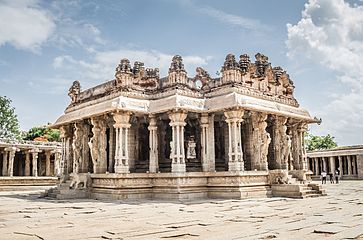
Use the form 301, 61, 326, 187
0, 181, 362, 240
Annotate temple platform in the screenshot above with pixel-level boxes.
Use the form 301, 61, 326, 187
0, 177, 58, 191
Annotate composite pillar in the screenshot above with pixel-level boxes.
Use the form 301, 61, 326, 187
30, 148, 41, 177
113, 111, 131, 174
200, 113, 210, 172
329, 156, 335, 173
323, 157, 327, 172
89, 116, 108, 173
250, 112, 270, 171
347, 155, 352, 176
2, 151, 8, 176
45, 151, 51, 176
314, 158, 319, 176
338, 156, 343, 176
25, 151, 31, 176
224, 109, 244, 171
169, 110, 187, 173
148, 114, 158, 173
52, 149, 62, 176
5, 147, 18, 177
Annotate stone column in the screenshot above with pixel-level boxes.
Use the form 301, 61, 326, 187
45, 151, 51, 176
2, 151, 8, 176
5, 147, 18, 177
338, 156, 343, 176
24, 151, 30, 176
314, 158, 319, 176
347, 155, 352, 176
272, 116, 289, 170
329, 156, 335, 173
30, 148, 41, 177
200, 113, 210, 172
208, 114, 216, 172
250, 112, 270, 171
297, 123, 308, 170
89, 116, 108, 174
60, 125, 73, 175
148, 114, 158, 173
323, 157, 327, 172
52, 149, 62, 176
72, 122, 83, 174
169, 111, 188, 173
107, 119, 115, 173
224, 109, 244, 171
113, 112, 131, 174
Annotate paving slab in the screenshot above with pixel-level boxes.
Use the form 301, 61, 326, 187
0, 181, 363, 239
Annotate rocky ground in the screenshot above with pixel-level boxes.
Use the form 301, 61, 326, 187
0, 181, 362, 240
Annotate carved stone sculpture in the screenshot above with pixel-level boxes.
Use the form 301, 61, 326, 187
254, 53, 269, 77
68, 81, 81, 103
239, 54, 251, 74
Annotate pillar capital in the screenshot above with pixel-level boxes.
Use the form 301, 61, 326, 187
168, 110, 187, 126
224, 108, 244, 122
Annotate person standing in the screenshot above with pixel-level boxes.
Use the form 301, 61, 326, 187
335, 169, 339, 184
321, 170, 327, 184
329, 172, 334, 184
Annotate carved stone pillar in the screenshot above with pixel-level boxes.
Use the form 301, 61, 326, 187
89, 117, 108, 174
45, 151, 51, 176
148, 115, 158, 173
2, 151, 8, 176
338, 156, 343, 176
51, 149, 62, 176
347, 155, 352, 176
224, 109, 244, 171
250, 112, 270, 171
113, 112, 131, 174
314, 158, 319, 176
323, 157, 327, 172
107, 118, 115, 173
329, 156, 335, 174
60, 125, 73, 175
25, 151, 30, 176
208, 114, 215, 172
5, 147, 18, 177
30, 148, 41, 177
169, 111, 187, 173
200, 113, 210, 172
72, 122, 83, 174
298, 123, 308, 170
271, 116, 289, 170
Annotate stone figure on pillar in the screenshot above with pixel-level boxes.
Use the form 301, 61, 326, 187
68, 80, 81, 104
187, 136, 197, 159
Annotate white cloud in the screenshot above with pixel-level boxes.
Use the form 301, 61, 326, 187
0, 0, 55, 52
52, 49, 210, 89
287, 0, 363, 145
196, 6, 266, 31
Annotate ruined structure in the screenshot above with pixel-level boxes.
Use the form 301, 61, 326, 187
51, 53, 323, 199
0, 139, 61, 190
307, 145, 363, 180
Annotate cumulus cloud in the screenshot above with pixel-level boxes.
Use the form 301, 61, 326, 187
0, 0, 55, 52
286, 0, 363, 145
52, 49, 210, 89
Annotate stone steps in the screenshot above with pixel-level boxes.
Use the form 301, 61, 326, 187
44, 180, 90, 200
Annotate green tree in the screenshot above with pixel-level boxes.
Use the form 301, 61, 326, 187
0, 96, 20, 139
305, 133, 338, 151
23, 125, 61, 142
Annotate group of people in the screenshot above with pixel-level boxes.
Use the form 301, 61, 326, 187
321, 169, 340, 184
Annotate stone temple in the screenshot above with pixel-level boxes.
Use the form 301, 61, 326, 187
50, 53, 324, 200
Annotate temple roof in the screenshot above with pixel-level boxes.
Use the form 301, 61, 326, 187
53, 53, 318, 127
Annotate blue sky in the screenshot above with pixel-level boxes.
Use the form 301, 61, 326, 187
0, 0, 362, 146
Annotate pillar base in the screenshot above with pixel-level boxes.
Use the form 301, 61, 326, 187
149, 164, 158, 173
115, 165, 130, 174
171, 163, 186, 173
202, 163, 210, 172
228, 162, 243, 172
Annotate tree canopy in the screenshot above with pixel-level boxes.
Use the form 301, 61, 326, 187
0, 96, 20, 139
305, 133, 338, 151
23, 125, 61, 142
